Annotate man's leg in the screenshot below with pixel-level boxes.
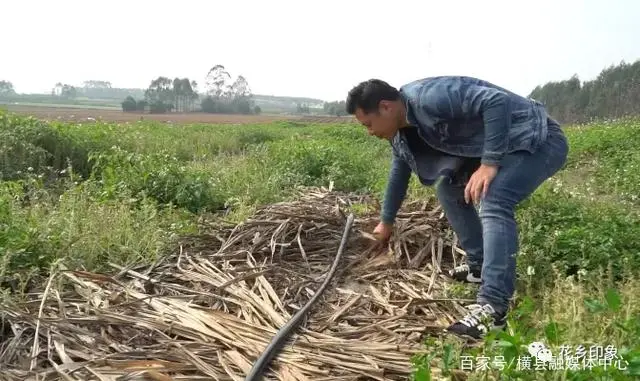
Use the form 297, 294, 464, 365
447, 121, 569, 339
436, 177, 484, 282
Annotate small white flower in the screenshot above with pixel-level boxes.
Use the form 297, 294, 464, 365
527, 266, 535, 276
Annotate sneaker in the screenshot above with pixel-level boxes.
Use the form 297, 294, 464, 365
448, 264, 482, 284
446, 303, 506, 340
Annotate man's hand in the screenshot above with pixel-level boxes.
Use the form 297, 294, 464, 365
464, 164, 498, 204
372, 221, 393, 242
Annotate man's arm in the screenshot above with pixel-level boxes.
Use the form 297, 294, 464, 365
419, 80, 512, 166
380, 153, 411, 225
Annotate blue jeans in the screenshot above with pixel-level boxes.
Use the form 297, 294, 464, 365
436, 120, 569, 315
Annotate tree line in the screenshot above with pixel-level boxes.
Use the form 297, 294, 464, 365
122, 77, 199, 113
0, 66, 260, 115
323, 100, 347, 116
529, 59, 640, 124
0, 80, 143, 102
121, 64, 260, 115
293, 101, 347, 116
3, 58, 640, 119
80, 81, 146, 100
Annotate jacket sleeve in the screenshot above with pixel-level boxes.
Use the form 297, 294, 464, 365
419, 80, 512, 166
380, 153, 411, 225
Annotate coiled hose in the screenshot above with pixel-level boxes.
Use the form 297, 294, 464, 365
244, 213, 355, 380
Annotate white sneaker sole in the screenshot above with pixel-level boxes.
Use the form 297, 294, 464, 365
466, 274, 482, 283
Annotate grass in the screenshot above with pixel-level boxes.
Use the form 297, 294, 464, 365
1, 110, 639, 379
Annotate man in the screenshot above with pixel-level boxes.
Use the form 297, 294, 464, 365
345, 76, 568, 340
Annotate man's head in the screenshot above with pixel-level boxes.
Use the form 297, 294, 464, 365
346, 79, 407, 140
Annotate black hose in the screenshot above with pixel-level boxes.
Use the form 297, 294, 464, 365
244, 213, 355, 381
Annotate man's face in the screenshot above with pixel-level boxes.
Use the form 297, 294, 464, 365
354, 101, 401, 140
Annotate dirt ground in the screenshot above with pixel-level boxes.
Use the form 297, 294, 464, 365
3, 104, 355, 125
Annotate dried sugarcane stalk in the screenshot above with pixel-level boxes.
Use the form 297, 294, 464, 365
0, 186, 459, 381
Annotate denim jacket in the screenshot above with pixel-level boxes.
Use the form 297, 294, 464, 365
380, 75, 552, 224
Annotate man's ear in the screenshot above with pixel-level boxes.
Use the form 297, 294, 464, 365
378, 100, 392, 113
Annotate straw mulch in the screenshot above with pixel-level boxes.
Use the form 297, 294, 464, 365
0, 186, 473, 381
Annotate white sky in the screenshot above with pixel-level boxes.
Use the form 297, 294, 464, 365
2, 0, 639, 101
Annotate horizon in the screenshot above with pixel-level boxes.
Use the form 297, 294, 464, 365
8, 56, 640, 103
3, 0, 640, 102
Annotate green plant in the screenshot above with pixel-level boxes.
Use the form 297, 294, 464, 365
412, 282, 640, 380
88, 147, 226, 213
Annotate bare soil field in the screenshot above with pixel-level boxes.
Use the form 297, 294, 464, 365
2, 104, 355, 124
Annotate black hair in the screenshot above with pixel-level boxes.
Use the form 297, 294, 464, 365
346, 79, 400, 114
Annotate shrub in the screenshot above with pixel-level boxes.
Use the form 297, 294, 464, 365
0, 111, 92, 180
88, 147, 226, 213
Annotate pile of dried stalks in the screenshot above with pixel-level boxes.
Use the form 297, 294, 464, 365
0, 186, 472, 381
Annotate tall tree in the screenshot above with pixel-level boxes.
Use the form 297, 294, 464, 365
205, 65, 231, 98
190, 80, 199, 111
145, 76, 174, 113
52, 83, 77, 99
0, 80, 15, 96
171, 77, 198, 112
201, 64, 256, 115
60, 85, 77, 99
182, 78, 198, 112
173, 77, 184, 112
230, 75, 251, 98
